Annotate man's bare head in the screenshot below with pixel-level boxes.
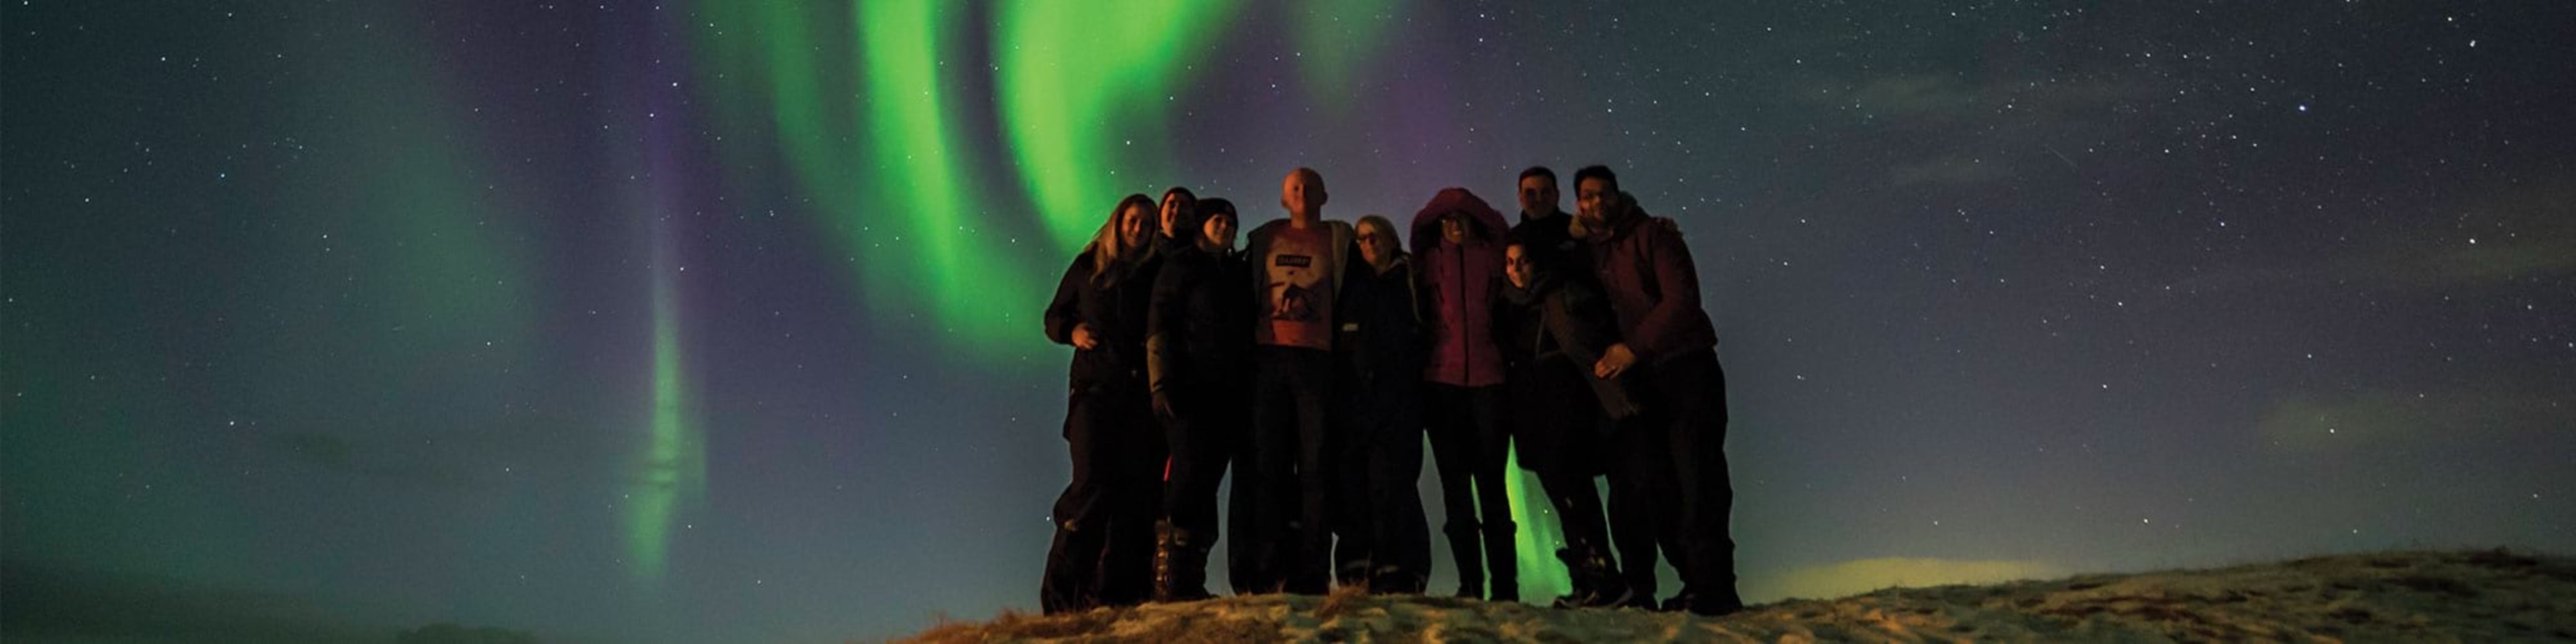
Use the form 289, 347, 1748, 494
1280, 167, 1328, 220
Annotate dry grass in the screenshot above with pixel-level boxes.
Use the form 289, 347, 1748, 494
898, 606, 1128, 643
1124, 608, 1283, 644
891, 550, 2576, 643
898, 600, 1289, 643
1313, 583, 1373, 621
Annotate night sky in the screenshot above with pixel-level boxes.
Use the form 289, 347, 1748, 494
5, 2, 2571, 642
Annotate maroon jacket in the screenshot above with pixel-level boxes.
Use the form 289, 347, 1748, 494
1411, 188, 1510, 387
1585, 200, 1717, 366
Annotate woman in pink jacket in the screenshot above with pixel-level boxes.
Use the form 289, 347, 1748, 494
1409, 187, 1517, 601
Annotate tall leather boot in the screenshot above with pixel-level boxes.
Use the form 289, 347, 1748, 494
1444, 521, 1484, 599
1483, 519, 1518, 602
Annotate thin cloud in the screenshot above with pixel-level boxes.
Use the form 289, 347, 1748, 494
2255, 390, 2567, 453
1752, 557, 2068, 601
1888, 155, 2017, 187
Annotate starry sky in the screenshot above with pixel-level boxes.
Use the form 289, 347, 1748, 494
4, 1, 2571, 642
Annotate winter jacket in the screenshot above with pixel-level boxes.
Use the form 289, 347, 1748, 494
1498, 271, 1643, 420
1511, 210, 1578, 268
1409, 189, 1510, 388
1045, 239, 1163, 392
1147, 244, 1253, 398
1582, 195, 1718, 366
1336, 254, 1427, 425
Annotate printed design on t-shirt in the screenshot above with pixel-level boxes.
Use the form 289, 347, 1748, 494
1259, 227, 1334, 350
1269, 253, 1319, 322
1274, 282, 1318, 322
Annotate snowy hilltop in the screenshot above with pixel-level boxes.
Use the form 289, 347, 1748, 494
898, 549, 2574, 642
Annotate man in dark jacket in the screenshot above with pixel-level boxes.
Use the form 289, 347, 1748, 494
1510, 166, 1576, 265
1572, 165, 1745, 616
1146, 198, 1250, 602
1040, 195, 1167, 613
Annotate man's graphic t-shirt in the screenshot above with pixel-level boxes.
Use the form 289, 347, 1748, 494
1257, 223, 1334, 350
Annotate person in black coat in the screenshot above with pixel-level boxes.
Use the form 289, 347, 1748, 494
1495, 235, 1650, 608
1145, 198, 1250, 602
1039, 194, 1167, 614
1328, 215, 1434, 594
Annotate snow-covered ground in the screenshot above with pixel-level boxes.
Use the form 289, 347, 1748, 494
901, 549, 2575, 642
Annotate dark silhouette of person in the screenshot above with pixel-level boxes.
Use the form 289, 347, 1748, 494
1327, 214, 1434, 594
1515, 164, 1677, 608
1496, 234, 1644, 608
1144, 197, 1250, 602
1411, 187, 1518, 601
1038, 194, 1167, 614
1242, 168, 1360, 594
1573, 165, 1746, 616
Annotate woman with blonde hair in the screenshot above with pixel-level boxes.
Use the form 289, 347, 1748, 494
1040, 194, 1167, 613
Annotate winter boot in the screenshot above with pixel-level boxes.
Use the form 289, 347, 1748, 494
1483, 519, 1519, 602
1549, 547, 1596, 608
1153, 521, 1216, 602
1676, 584, 1746, 616
1371, 563, 1426, 595
1550, 543, 1633, 608
1150, 521, 1179, 602
1444, 521, 1485, 599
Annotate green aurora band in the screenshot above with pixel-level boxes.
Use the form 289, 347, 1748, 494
626, 255, 704, 583
684, 0, 1569, 599
994, 0, 1234, 249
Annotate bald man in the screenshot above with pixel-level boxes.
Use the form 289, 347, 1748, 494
1234, 167, 1361, 594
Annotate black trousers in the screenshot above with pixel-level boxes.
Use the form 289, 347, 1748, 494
1631, 350, 1739, 604
1161, 383, 1239, 542
1249, 346, 1334, 593
1424, 384, 1511, 527
1423, 383, 1512, 585
1226, 427, 1263, 594
1040, 381, 1167, 614
1537, 470, 1614, 557
1331, 380, 1431, 591
1607, 427, 1682, 597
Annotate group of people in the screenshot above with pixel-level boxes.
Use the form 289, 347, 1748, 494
1038, 164, 1746, 617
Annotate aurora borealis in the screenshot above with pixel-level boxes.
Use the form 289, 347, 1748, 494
5, 1, 2572, 642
